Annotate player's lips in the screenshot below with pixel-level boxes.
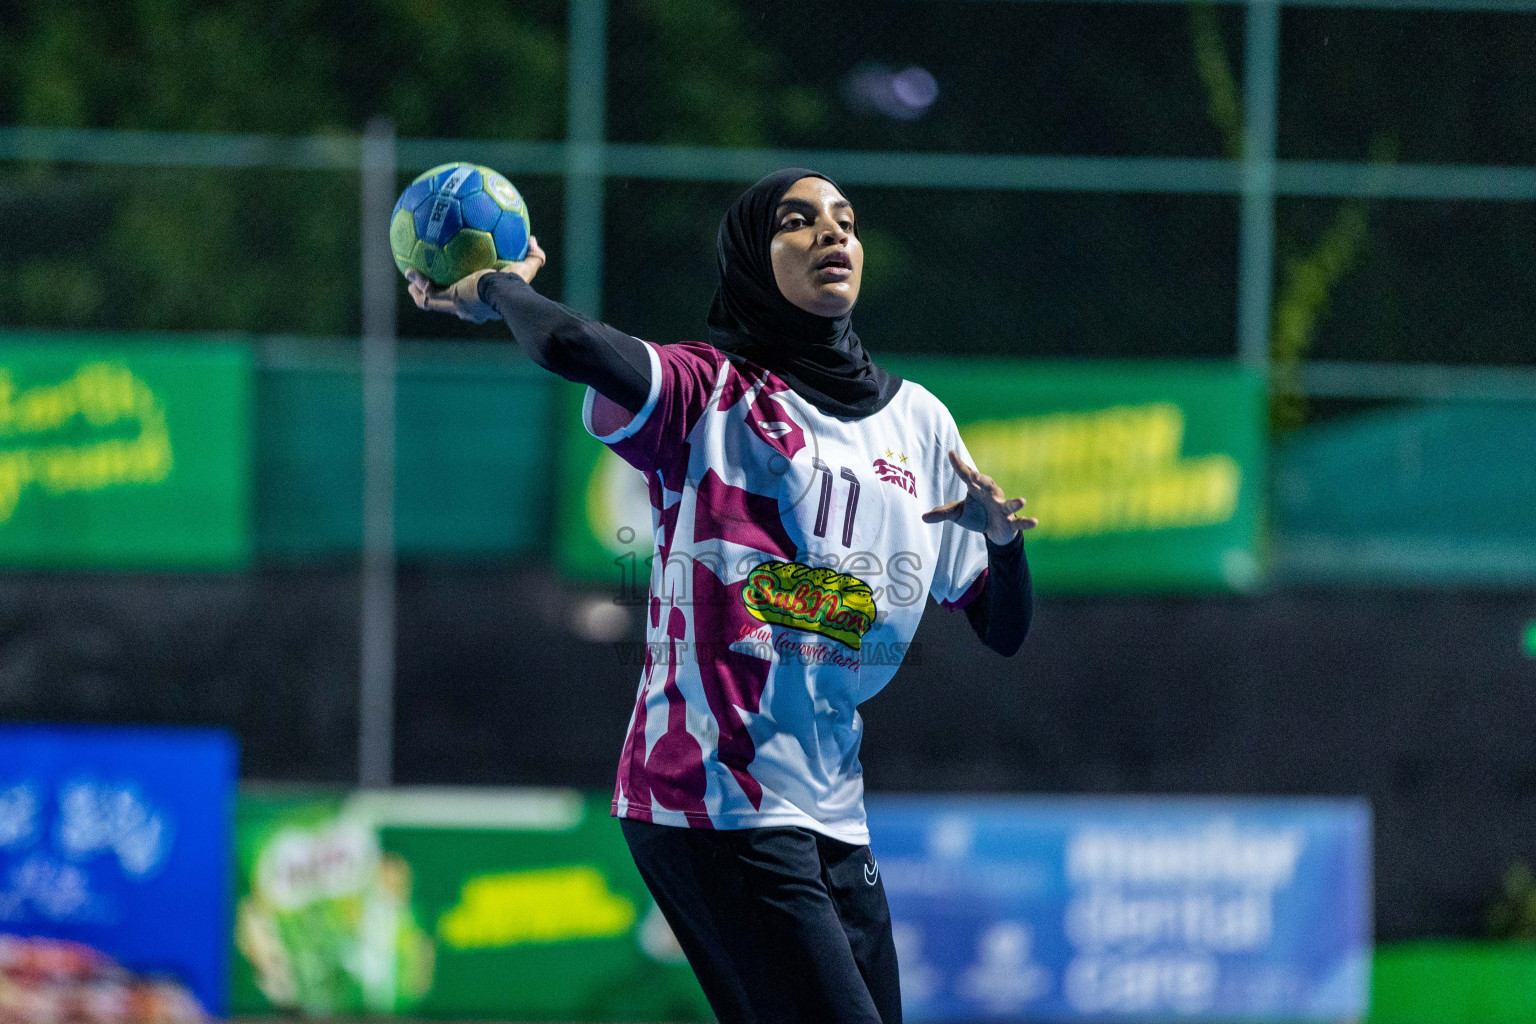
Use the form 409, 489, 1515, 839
813, 251, 853, 280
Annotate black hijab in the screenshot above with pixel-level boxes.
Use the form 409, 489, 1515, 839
706, 168, 901, 419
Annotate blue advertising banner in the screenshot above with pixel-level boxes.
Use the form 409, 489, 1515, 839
0, 725, 237, 1016
866, 797, 1370, 1022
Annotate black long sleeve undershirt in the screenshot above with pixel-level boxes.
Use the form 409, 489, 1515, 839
479, 271, 1032, 656
964, 534, 1033, 657
479, 272, 652, 412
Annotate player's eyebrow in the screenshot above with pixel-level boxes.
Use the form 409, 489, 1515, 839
775, 197, 855, 218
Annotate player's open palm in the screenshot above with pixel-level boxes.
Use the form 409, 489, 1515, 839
922, 449, 1037, 545
405, 235, 547, 323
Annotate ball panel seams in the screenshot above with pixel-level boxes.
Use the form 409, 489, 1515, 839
491, 208, 530, 262
409, 239, 450, 285
415, 195, 463, 247
396, 177, 434, 216
389, 209, 418, 266
455, 169, 484, 196
427, 164, 465, 191
441, 228, 498, 282
414, 162, 460, 185
460, 190, 502, 233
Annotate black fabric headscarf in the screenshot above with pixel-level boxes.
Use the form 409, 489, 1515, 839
706, 168, 901, 419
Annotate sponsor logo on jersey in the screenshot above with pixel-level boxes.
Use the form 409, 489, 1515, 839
729, 622, 866, 670
873, 454, 917, 498
741, 561, 877, 650
756, 420, 794, 439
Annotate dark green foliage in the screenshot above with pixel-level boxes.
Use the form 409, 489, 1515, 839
1, 0, 1534, 370
1488, 862, 1536, 940
0, 0, 785, 336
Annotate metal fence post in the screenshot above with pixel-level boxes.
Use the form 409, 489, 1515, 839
359, 117, 398, 789
1237, 0, 1281, 377
564, 0, 608, 317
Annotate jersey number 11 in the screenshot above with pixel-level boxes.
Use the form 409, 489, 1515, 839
811, 458, 861, 547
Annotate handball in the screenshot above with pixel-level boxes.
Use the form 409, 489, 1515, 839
389, 162, 531, 285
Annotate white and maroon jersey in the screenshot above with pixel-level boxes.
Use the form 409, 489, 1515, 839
586, 340, 988, 845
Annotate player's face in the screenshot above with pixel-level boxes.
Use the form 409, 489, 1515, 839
770, 177, 863, 318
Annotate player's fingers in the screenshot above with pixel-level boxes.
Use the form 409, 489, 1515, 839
422, 289, 458, 315
1009, 514, 1039, 530
1003, 497, 1026, 514
408, 272, 441, 302
921, 499, 965, 524
947, 451, 982, 491
507, 239, 545, 284
407, 272, 440, 304
452, 289, 484, 319
451, 274, 481, 302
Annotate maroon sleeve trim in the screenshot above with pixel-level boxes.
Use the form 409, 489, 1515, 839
941, 567, 990, 611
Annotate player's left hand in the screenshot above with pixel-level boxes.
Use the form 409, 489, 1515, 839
405, 268, 501, 323
921, 450, 1037, 545
404, 236, 548, 324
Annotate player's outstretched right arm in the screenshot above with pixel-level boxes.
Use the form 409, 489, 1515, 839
405, 237, 652, 414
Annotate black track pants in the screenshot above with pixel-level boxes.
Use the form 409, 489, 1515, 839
620, 818, 902, 1024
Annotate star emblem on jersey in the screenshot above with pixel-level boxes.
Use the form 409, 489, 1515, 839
741, 561, 877, 650
872, 455, 917, 498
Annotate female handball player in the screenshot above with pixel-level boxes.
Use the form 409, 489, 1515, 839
408, 168, 1033, 1023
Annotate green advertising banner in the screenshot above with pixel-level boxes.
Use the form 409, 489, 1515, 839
555, 381, 653, 587
891, 357, 1266, 592
555, 359, 1265, 593
232, 789, 435, 1017
0, 335, 252, 568
233, 788, 711, 1022
256, 346, 555, 559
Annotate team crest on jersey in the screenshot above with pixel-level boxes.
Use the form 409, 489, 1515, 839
873, 450, 917, 498
741, 561, 877, 650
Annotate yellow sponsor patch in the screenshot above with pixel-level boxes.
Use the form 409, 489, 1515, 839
437, 865, 636, 950
742, 561, 877, 650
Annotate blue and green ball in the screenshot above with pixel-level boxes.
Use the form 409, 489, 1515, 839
390, 162, 531, 285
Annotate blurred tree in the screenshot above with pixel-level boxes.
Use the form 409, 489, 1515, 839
599, 0, 833, 345
605, 0, 1243, 358
3, 0, 1534, 364
0, 0, 563, 139
1189, 1, 1386, 429
1488, 861, 1536, 940
0, 0, 802, 336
